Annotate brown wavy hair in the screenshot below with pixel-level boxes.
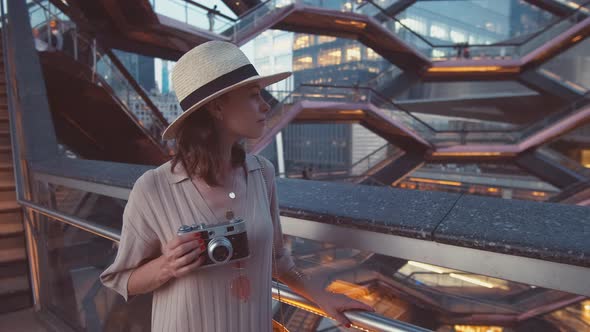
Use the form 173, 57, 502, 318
170, 105, 246, 187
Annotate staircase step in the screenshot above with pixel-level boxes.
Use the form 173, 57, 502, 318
0, 276, 32, 315
0, 235, 26, 251
0, 179, 15, 190
0, 275, 29, 295
0, 201, 20, 212
0, 190, 16, 202
0, 220, 23, 238
0, 289, 32, 315
0, 259, 28, 279
0, 246, 26, 264
0, 162, 13, 170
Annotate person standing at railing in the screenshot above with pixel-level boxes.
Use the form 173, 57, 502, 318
100, 41, 374, 332
207, 5, 218, 32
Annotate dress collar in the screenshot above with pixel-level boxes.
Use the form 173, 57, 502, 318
167, 154, 262, 184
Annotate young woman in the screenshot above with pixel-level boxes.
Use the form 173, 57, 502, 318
100, 41, 373, 331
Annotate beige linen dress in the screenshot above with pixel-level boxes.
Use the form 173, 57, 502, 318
100, 154, 295, 331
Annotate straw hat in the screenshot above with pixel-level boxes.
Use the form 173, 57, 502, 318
162, 41, 291, 140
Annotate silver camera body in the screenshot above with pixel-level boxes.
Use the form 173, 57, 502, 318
177, 218, 250, 267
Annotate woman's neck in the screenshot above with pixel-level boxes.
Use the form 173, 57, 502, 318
218, 135, 239, 181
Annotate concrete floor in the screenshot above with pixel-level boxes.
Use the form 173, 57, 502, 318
0, 308, 55, 332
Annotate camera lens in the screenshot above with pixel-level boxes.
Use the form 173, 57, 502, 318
212, 246, 230, 262
207, 237, 233, 264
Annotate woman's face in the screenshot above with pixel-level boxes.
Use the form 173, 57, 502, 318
211, 84, 270, 140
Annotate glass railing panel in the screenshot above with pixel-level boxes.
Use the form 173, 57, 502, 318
221, 0, 294, 39
542, 122, 590, 172
375, 0, 565, 60
349, 130, 398, 177
409, 113, 519, 133
33, 181, 151, 331
362, 0, 589, 60
151, 0, 236, 35
431, 131, 520, 146
518, 1, 590, 55
256, 125, 397, 184
29, 171, 583, 330
27, 0, 171, 152
281, 233, 575, 325
405, 0, 559, 46
365, 63, 403, 92
397, 80, 535, 101
545, 299, 590, 331
396, 163, 560, 201
518, 91, 590, 142
95, 51, 169, 149
538, 37, 590, 94
368, 90, 436, 140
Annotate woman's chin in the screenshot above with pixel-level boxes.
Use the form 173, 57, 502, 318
243, 129, 265, 140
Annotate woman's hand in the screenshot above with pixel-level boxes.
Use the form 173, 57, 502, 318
312, 291, 375, 329
158, 232, 207, 283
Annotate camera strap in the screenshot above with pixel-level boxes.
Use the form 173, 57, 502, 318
253, 155, 287, 332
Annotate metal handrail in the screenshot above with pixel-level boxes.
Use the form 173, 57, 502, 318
17, 193, 432, 332
182, 0, 237, 22
104, 48, 169, 126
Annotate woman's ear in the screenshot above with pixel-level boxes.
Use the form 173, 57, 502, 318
207, 100, 224, 121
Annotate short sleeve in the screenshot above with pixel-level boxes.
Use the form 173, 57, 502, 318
258, 156, 296, 278
99, 171, 160, 302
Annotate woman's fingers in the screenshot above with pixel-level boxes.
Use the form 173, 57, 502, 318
172, 238, 202, 259
167, 233, 201, 252
342, 300, 375, 313
174, 245, 203, 268
175, 256, 206, 278
328, 309, 352, 329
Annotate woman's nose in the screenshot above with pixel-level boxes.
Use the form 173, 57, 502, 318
260, 97, 270, 114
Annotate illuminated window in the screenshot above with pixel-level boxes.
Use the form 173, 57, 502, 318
294, 35, 312, 50
317, 35, 336, 44
275, 54, 291, 73
400, 17, 426, 35
432, 49, 446, 59
254, 36, 270, 55
294, 56, 313, 70
345, 46, 361, 62
318, 48, 341, 66
256, 57, 270, 75
484, 22, 496, 33
273, 34, 291, 51
450, 30, 466, 43
430, 24, 447, 40
366, 48, 379, 60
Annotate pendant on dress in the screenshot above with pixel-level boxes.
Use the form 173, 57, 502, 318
230, 262, 250, 302
230, 275, 251, 303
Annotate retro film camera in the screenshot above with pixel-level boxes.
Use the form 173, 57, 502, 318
177, 218, 250, 267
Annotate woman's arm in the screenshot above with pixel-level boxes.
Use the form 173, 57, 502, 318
259, 156, 374, 328
128, 233, 207, 296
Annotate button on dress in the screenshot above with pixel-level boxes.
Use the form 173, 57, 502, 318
100, 154, 295, 331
